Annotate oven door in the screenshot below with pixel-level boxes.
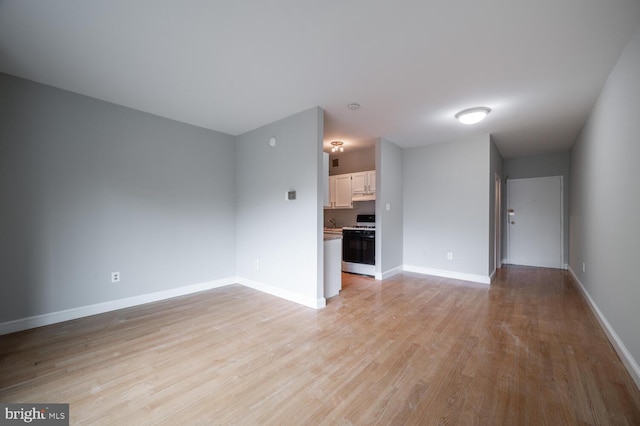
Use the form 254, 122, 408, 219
342, 230, 375, 265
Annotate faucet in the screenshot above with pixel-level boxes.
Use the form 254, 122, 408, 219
328, 217, 337, 228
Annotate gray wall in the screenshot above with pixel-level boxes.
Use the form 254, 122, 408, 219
403, 134, 491, 277
0, 73, 236, 323
569, 25, 640, 378
376, 138, 404, 276
489, 137, 504, 275
502, 151, 570, 264
328, 146, 375, 175
236, 107, 324, 304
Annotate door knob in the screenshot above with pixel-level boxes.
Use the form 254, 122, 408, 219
511, 221, 515, 224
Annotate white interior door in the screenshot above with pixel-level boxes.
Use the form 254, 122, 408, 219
507, 176, 563, 268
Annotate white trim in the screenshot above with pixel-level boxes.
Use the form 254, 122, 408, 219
502, 262, 568, 271
0, 277, 236, 336
560, 177, 564, 267
494, 173, 502, 271
237, 277, 326, 309
489, 268, 496, 282
377, 265, 403, 280
402, 265, 490, 285
0, 276, 328, 336
568, 267, 640, 390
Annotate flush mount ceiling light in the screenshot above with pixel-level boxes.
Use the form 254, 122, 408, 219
455, 106, 491, 125
347, 103, 360, 110
331, 141, 345, 152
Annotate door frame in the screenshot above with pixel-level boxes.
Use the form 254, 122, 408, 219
506, 176, 564, 267
494, 173, 502, 271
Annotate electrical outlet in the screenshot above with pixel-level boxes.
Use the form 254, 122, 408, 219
255, 260, 260, 269
447, 252, 453, 260
111, 272, 120, 283
582, 262, 586, 273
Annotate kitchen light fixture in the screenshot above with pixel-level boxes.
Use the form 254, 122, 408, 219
455, 107, 491, 124
331, 141, 344, 152
347, 103, 360, 110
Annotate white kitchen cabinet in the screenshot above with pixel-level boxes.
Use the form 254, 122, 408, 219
351, 170, 376, 200
325, 171, 375, 208
325, 174, 353, 209
351, 172, 367, 194
327, 176, 337, 208
332, 174, 353, 208
323, 153, 330, 208
367, 170, 376, 193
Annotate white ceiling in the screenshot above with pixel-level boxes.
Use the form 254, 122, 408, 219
1, 1, 639, 158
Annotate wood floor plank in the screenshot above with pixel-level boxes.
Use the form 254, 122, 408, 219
1, 267, 639, 425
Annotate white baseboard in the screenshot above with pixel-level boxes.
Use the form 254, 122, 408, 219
0, 275, 328, 336
568, 267, 640, 390
489, 268, 496, 282
376, 265, 404, 280
402, 265, 491, 285
237, 277, 326, 309
0, 277, 236, 336
501, 260, 569, 271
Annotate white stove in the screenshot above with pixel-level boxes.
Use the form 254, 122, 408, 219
342, 225, 376, 230
343, 214, 376, 231
342, 214, 375, 276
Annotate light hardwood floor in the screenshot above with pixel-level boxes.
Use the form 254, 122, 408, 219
1, 267, 639, 425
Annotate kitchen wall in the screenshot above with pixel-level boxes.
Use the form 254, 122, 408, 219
328, 146, 375, 175
324, 201, 375, 228
376, 138, 404, 278
502, 151, 570, 265
569, 24, 640, 387
236, 107, 324, 307
403, 134, 491, 282
0, 73, 236, 324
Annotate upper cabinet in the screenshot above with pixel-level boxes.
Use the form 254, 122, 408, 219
351, 172, 367, 194
367, 170, 376, 193
323, 153, 330, 207
352, 170, 376, 201
326, 174, 353, 209
324, 170, 376, 209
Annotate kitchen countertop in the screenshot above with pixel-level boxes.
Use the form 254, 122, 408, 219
323, 227, 343, 234
324, 232, 342, 241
